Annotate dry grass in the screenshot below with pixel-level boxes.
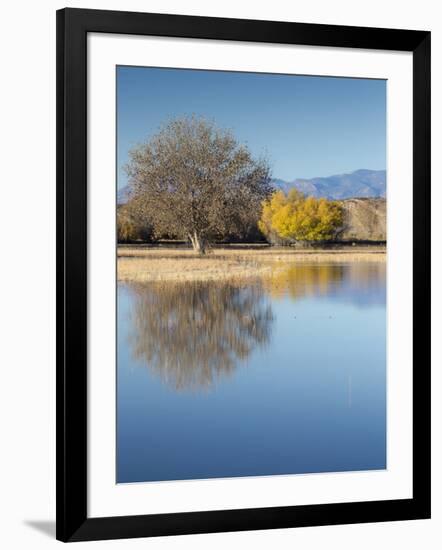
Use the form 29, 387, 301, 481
118, 256, 273, 282
117, 245, 386, 283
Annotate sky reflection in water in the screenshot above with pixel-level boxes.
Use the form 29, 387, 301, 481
117, 262, 386, 483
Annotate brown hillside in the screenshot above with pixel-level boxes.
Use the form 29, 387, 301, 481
338, 198, 386, 241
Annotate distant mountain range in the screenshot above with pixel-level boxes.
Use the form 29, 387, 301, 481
118, 169, 386, 204
272, 169, 387, 203
272, 169, 386, 200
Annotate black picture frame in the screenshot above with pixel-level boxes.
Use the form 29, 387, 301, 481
56, 7, 431, 542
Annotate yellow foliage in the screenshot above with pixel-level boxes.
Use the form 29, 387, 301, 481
259, 190, 343, 242
258, 190, 286, 237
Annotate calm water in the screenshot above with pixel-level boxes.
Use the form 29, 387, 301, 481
117, 262, 386, 483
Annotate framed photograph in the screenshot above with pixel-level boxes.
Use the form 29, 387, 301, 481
56, 8, 431, 542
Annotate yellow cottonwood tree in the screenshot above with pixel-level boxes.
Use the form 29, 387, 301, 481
259, 190, 343, 243
258, 190, 289, 244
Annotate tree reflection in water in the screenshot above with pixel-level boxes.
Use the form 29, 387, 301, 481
263, 263, 345, 300
128, 280, 274, 391
126, 262, 385, 391
263, 262, 386, 306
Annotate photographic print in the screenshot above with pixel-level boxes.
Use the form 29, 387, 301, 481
116, 66, 387, 484
57, 10, 430, 540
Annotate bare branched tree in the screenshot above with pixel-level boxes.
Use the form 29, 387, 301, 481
125, 116, 272, 254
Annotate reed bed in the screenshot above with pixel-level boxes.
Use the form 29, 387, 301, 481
117, 245, 386, 283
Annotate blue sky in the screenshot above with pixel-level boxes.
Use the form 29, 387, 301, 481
117, 66, 386, 189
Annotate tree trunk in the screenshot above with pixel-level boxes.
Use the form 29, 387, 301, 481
189, 232, 206, 255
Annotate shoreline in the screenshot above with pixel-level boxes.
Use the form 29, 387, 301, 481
117, 245, 386, 283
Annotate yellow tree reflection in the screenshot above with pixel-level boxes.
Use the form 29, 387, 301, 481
263, 262, 385, 306
263, 263, 345, 300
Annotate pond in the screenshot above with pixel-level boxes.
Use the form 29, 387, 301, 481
117, 262, 386, 483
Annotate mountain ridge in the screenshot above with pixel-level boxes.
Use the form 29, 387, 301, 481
272, 169, 386, 200
117, 169, 386, 204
